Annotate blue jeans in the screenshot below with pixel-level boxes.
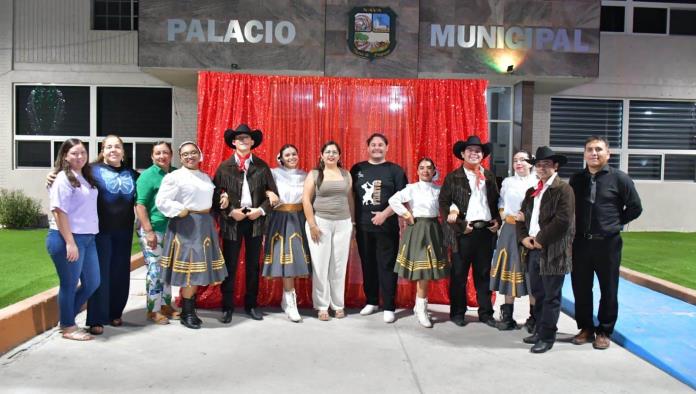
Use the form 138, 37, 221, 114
46, 230, 100, 327
87, 228, 134, 326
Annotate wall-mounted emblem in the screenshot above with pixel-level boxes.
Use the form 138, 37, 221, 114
347, 7, 397, 60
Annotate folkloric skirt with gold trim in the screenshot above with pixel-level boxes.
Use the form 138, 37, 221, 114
489, 221, 528, 297
262, 209, 311, 278
394, 217, 449, 281
160, 213, 228, 287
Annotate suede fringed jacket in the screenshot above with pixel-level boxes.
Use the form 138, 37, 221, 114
517, 176, 576, 275
438, 166, 501, 252
212, 155, 277, 240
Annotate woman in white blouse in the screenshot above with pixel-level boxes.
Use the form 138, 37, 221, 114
489, 149, 537, 331
388, 158, 448, 328
156, 141, 228, 329
262, 144, 311, 322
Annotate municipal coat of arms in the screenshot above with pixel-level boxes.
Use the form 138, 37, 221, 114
348, 7, 397, 60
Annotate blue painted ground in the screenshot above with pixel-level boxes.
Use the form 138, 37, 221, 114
561, 275, 696, 390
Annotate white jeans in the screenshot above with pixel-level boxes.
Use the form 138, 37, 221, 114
305, 216, 353, 311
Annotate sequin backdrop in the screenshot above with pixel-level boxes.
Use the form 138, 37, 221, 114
195, 71, 490, 309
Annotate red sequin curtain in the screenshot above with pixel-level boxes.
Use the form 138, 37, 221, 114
194, 71, 489, 309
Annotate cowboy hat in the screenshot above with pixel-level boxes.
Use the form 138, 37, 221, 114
526, 146, 568, 166
452, 135, 492, 159
224, 124, 263, 150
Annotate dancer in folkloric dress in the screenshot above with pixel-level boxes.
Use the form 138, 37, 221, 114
490, 150, 537, 331
262, 144, 311, 322
389, 158, 449, 328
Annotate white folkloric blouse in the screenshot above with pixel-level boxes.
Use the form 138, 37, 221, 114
388, 181, 441, 218
498, 173, 538, 217
272, 167, 307, 204
155, 168, 215, 218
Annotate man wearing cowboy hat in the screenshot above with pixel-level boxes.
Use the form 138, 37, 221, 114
439, 135, 501, 328
213, 124, 277, 323
517, 146, 575, 353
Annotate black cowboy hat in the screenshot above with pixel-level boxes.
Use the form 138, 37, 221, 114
452, 135, 492, 159
224, 124, 263, 150
526, 146, 568, 166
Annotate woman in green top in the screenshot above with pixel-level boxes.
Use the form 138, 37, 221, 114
135, 141, 179, 324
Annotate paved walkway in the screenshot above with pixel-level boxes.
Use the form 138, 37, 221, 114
0, 267, 691, 393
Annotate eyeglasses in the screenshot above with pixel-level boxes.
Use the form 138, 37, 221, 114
181, 151, 200, 158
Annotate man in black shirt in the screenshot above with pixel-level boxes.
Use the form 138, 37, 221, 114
569, 136, 642, 350
351, 133, 408, 323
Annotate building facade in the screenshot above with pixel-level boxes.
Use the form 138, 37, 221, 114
1, 0, 694, 230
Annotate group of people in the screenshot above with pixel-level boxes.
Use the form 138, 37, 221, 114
46, 125, 642, 354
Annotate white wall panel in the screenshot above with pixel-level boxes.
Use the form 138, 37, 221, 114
13, 0, 137, 65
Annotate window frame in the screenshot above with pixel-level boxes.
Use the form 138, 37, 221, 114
92, 0, 139, 31
549, 96, 696, 183
13, 83, 173, 170
486, 85, 515, 178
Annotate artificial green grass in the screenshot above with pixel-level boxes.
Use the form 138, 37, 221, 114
621, 232, 696, 290
0, 229, 141, 309
0, 229, 57, 309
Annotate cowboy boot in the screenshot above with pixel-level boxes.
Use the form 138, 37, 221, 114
524, 304, 536, 334
414, 296, 432, 328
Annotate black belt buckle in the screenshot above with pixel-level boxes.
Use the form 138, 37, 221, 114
470, 220, 492, 230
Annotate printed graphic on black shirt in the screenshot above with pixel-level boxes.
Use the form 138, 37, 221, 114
361, 179, 382, 206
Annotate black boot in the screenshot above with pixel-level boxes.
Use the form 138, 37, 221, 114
191, 295, 202, 325
180, 298, 201, 329
496, 304, 519, 331
524, 304, 536, 334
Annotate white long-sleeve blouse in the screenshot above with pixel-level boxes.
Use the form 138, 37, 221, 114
388, 181, 440, 218
155, 168, 215, 218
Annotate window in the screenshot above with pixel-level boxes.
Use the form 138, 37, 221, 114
550, 98, 623, 148
601, 1, 696, 35
97, 87, 172, 138
628, 100, 696, 150
14, 85, 172, 169
601, 6, 626, 32
15, 86, 89, 136
670, 9, 696, 35
551, 97, 696, 182
486, 87, 513, 179
93, 0, 138, 31
633, 7, 668, 33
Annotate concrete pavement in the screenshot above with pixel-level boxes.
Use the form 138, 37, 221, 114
0, 267, 691, 393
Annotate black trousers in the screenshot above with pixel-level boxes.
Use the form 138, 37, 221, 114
450, 229, 495, 320
528, 249, 565, 342
355, 229, 399, 311
571, 234, 622, 335
221, 219, 263, 310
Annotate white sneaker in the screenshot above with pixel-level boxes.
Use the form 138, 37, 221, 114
383, 310, 396, 323
282, 290, 302, 323
360, 304, 379, 316
414, 297, 432, 328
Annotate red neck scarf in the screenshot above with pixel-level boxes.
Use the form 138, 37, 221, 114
531, 179, 545, 197
236, 152, 251, 172
463, 162, 485, 189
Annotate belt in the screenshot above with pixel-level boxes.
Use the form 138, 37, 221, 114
583, 233, 618, 240
470, 220, 493, 230
189, 209, 210, 214
274, 203, 303, 213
